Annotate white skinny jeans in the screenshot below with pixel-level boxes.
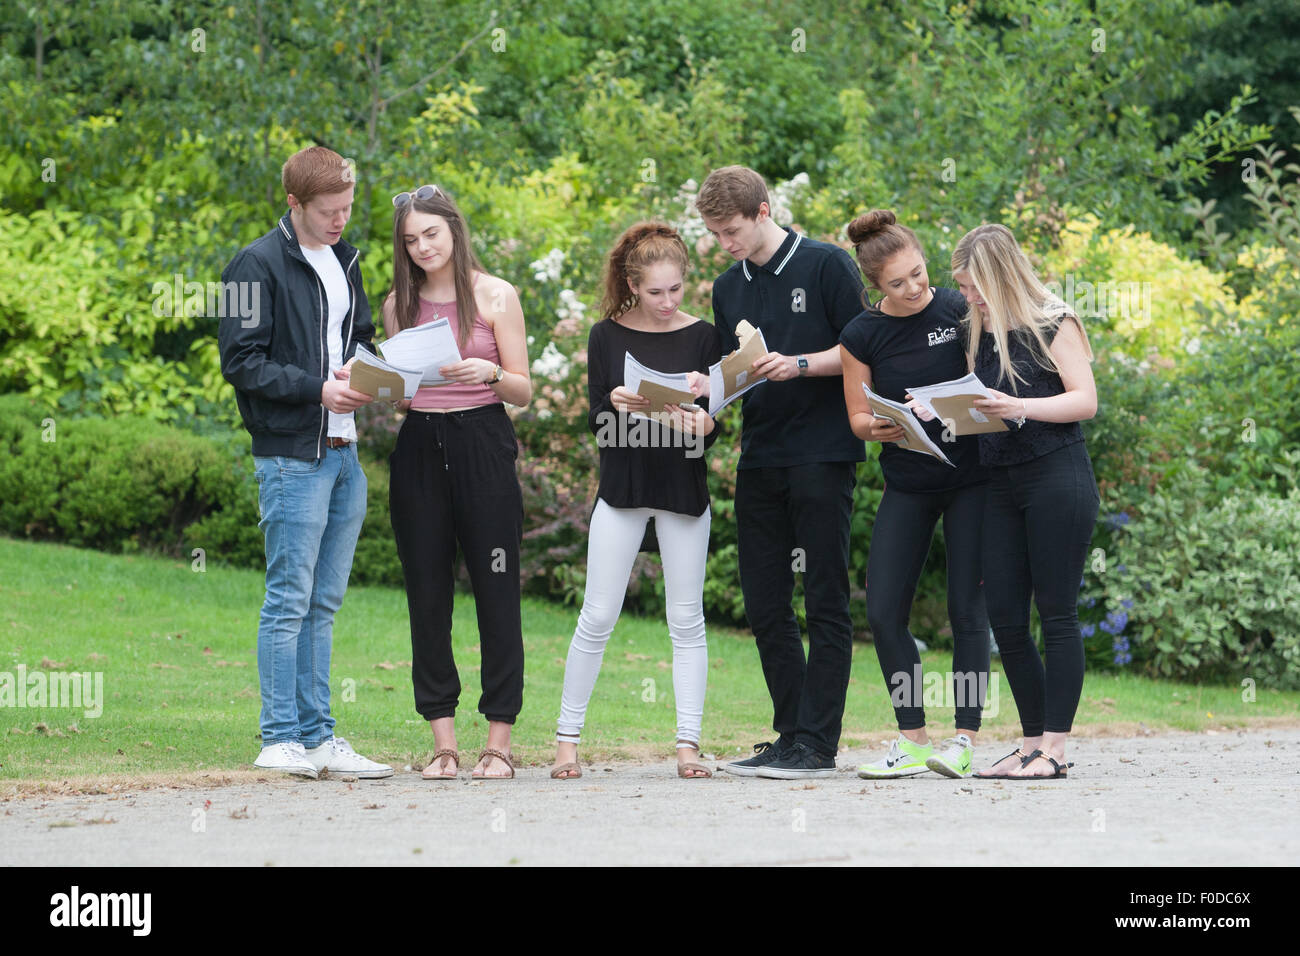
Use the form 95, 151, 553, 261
556, 498, 711, 747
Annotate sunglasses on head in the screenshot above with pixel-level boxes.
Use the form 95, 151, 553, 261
391, 184, 443, 208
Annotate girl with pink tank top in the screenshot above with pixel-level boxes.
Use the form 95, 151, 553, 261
409, 295, 502, 410
382, 184, 532, 781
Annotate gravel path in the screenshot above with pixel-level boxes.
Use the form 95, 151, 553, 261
5, 728, 1297, 866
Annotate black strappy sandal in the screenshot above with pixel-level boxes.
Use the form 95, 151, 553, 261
1004, 748, 1074, 780
973, 748, 1028, 780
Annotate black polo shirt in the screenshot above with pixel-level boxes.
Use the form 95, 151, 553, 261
710, 227, 867, 469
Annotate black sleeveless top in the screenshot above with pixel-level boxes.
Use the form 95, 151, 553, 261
973, 316, 1085, 466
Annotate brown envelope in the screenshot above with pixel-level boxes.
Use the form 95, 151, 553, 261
349, 364, 407, 402
930, 395, 1009, 435
637, 380, 698, 413
719, 320, 767, 398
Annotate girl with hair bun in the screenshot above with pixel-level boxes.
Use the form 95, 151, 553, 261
949, 223, 1099, 780
551, 222, 724, 781
839, 209, 992, 779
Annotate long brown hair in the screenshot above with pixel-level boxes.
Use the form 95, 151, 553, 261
387, 187, 484, 346
600, 222, 690, 321
951, 223, 1090, 392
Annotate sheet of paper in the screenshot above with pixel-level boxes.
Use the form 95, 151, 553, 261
377, 318, 464, 387
708, 319, 769, 415
905, 372, 1008, 436
862, 382, 954, 467
623, 352, 699, 432
349, 347, 423, 401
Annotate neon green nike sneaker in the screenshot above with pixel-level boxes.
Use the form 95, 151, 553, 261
857, 735, 934, 778
925, 734, 974, 778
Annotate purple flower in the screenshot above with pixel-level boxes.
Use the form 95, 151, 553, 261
1080, 624, 1095, 638
1085, 596, 1097, 608
1104, 512, 1132, 530
1113, 651, 1132, 666
1099, 609, 1129, 635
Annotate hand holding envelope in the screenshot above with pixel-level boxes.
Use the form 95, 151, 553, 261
623, 353, 702, 433
708, 320, 770, 415
348, 347, 423, 402
376, 318, 465, 388
905, 373, 1009, 435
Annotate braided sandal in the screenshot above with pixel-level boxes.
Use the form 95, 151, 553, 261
472, 747, 515, 780
421, 748, 459, 780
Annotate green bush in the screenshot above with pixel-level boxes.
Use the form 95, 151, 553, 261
1099, 468, 1300, 689
0, 393, 244, 553
0, 394, 406, 588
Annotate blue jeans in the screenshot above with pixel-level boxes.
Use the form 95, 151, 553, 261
253, 445, 367, 747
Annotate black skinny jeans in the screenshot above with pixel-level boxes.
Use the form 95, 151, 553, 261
982, 441, 1099, 736
736, 462, 856, 757
866, 481, 989, 732
389, 405, 525, 724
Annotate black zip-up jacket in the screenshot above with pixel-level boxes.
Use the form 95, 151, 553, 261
218, 213, 375, 459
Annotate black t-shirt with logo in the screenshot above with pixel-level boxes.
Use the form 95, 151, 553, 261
839, 286, 987, 493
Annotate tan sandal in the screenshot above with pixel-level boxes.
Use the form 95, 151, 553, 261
421, 748, 459, 780
472, 748, 515, 780
676, 740, 712, 779
550, 761, 582, 780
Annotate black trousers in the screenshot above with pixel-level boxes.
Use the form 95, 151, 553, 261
736, 462, 856, 757
389, 405, 524, 724
983, 441, 1099, 736
866, 481, 989, 732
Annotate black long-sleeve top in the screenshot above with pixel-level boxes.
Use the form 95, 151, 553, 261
586, 317, 724, 517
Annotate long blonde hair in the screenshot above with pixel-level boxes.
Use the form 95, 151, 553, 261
951, 224, 1091, 392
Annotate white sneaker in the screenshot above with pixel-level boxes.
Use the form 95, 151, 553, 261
254, 741, 319, 779
926, 734, 975, 778
303, 736, 394, 778
856, 735, 934, 779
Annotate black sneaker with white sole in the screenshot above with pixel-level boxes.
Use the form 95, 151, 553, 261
722, 740, 793, 777
755, 742, 837, 779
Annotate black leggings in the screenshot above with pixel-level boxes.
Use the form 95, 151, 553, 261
982, 441, 1099, 736
866, 481, 990, 732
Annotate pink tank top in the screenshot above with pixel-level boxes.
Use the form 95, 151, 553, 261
411, 296, 502, 409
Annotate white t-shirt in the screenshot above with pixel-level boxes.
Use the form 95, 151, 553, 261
301, 244, 356, 441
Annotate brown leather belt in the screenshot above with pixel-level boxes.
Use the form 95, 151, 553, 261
324, 437, 352, 449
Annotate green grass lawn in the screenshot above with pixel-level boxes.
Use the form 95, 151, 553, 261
2, 536, 1297, 781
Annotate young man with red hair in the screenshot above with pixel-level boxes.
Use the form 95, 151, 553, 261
219, 145, 391, 779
